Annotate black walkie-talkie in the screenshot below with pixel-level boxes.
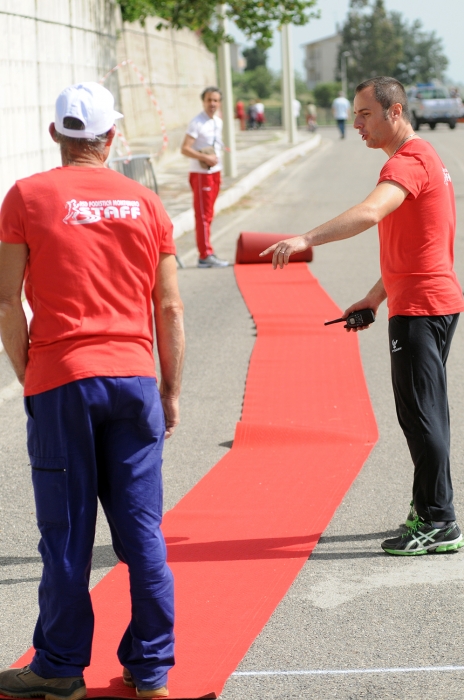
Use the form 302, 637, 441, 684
324, 308, 376, 329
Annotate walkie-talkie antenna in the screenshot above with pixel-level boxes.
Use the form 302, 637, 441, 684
324, 317, 345, 326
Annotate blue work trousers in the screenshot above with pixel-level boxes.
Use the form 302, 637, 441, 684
26, 377, 174, 690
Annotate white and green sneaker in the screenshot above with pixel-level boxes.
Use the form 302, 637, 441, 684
382, 518, 464, 556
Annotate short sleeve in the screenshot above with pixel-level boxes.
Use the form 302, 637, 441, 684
153, 197, 176, 255
378, 152, 428, 199
0, 184, 28, 243
159, 212, 176, 255
186, 117, 200, 139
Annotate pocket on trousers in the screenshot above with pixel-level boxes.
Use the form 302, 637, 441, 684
31, 456, 69, 526
137, 378, 165, 440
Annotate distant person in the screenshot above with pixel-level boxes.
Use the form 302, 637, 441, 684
306, 101, 317, 132
255, 101, 265, 129
247, 100, 256, 129
235, 99, 246, 131
181, 86, 229, 268
261, 76, 464, 556
293, 98, 301, 123
0, 81, 185, 699
332, 91, 351, 138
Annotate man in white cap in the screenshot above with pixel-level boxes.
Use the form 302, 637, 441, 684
0, 82, 184, 699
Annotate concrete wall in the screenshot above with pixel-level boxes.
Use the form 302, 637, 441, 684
0, 1, 217, 201
0, 0, 119, 201
115, 17, 216, 153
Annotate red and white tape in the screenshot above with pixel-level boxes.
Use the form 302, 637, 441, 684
100, 59, 169, 158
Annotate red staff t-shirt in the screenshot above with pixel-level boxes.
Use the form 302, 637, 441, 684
0, 166, 176, 396
377, 138, 464, 318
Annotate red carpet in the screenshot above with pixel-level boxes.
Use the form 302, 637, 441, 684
7, 263, 377, 699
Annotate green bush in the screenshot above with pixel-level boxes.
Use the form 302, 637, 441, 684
233, 67, 279, 100
313, 82, 342, 109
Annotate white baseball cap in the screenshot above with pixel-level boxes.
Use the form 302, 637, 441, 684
55, 82, 123, 139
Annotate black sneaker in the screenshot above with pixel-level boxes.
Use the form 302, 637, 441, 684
0, 666, 86, 700
197, 254, 229, 268
381, 518, 464, 556
404, 500, 417, 528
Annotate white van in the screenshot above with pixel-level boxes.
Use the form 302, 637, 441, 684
407, 84, 463, 130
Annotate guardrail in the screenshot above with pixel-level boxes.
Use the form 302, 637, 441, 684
109, 154, 158, 194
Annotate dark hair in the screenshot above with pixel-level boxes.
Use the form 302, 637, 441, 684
63, 116, 86, 130
355, 76, 410, 123
54, 116, 111, 156
201, 86, 222, 100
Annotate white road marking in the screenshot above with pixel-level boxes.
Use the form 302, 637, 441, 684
0, 379, 22, 405
232, 664, 464, 677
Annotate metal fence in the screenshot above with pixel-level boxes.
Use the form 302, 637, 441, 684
109, 154, 158, 194
249, 107, 316, 128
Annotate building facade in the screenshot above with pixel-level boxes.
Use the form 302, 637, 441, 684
304, 34, 341, 90
230, 43, 246, 73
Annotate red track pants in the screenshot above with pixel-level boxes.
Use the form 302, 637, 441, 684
189, 171, 221, 259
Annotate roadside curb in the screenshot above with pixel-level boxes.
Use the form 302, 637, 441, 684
172, 134, 322, 239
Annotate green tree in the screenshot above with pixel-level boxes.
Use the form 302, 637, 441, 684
274, 71, 313, 102
338, 0, 448, 90
245, 66, 276, 98
337, 0, 402, 88
118, 0, 319, 51
390, 13, 448, 84
313, 82, 341, 109
233, 66, 278, 100
242, 45, 267, 71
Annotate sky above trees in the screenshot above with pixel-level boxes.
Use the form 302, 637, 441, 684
230, 0, 464, 85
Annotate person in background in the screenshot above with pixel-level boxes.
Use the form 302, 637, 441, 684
235, 99, 246, 131
255, 100, 265, 129
181, 86, 229, 268
332, 90, 351, 139
247, 100, 256, 130
306, 101, 318, 132
293, 98, 302, 125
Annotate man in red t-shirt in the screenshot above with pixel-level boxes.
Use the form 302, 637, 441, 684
0, 83, 184, 698
261, 76, 464, 556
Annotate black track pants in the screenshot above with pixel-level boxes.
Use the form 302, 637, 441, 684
389, 314, 459, 522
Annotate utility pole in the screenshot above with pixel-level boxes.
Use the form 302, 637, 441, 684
217, 4, 237, 177
281, 23, 297, 144
341, 51, 351, 97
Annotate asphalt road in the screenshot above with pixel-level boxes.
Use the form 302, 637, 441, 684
2, 124, 464, 699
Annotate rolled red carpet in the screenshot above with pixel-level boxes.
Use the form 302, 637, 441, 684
235, 231, 313, 264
